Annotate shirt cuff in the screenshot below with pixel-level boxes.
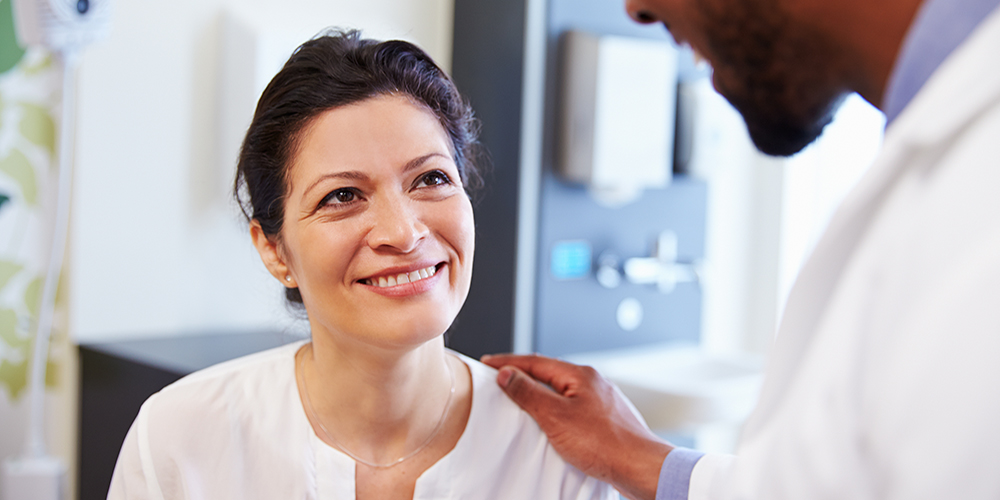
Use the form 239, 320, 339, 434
655, 447, 705, 500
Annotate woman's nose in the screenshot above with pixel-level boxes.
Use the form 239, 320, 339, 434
366, 196, 429, 253
624, 0, 659, 24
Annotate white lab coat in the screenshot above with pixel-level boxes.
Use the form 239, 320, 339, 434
107, 342, 614, 500
690, 6, 1000, 500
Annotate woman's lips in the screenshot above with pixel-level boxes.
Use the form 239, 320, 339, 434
359, 264, 441, 288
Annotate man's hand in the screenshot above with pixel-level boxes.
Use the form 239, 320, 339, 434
480, 353, 673, 500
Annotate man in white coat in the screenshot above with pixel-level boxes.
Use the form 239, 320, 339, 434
482, 0, 1000, 498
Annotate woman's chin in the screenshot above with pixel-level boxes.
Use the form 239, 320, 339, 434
369, 329, 449, 352
342, 316, 457, 352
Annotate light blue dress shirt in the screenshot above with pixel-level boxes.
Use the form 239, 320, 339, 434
882, 0, 1000, 123
655, 448, 705, 500
654, 0, 1000, 498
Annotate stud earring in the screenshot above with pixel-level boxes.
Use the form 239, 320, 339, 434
285, 275, 292, 282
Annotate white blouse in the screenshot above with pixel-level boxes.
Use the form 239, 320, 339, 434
108, 341, 615, 500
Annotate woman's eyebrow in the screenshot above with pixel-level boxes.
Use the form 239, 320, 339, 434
301, 171, 369, 200
300, 152, 450, 199
402, 152, 450, 174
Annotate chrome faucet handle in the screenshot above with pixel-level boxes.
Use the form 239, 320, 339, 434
623, 230, 699, 293
596, 252, 623, 289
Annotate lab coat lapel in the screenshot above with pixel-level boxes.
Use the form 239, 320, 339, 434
743, 5, 1000, 435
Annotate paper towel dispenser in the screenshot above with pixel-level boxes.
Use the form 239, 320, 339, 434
558, 31, 679, 206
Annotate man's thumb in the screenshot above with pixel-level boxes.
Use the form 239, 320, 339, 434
496, 366, 548, 414
497, 366, 517, 388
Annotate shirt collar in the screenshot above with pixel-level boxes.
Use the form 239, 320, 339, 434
882, 0, 1000, 123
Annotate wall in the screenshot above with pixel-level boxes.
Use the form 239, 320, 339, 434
777, 93, 885, 317
690, 85, 885, 358
681, 79, 785, 358
69, 0, 455, 343
0, 1, 451, 496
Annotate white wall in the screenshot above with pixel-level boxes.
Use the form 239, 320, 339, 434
777, 94, 885, 317
70, 0, 454, 342
684, 79, 786, 358
689, 83, 885, 359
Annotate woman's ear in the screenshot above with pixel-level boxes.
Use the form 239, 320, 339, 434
250, 220, 297, 288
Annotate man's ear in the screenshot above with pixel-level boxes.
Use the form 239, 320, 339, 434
250, 220, 297, 288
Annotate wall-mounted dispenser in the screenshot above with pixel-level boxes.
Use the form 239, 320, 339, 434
558, 31, 678, 206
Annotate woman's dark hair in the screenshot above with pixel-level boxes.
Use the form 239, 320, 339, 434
234, 29, 483, 305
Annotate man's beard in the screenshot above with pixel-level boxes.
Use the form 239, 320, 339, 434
697, 0, 848, 156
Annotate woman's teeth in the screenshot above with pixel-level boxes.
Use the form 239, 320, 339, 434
364, 265, 438, 287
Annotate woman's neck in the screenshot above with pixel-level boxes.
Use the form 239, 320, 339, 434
298, 335, 456, 464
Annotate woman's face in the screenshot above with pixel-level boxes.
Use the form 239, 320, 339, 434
255, 95, 475, 350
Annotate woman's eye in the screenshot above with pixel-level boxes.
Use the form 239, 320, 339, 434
417, 170, 452, 188
321, 188, 359, 206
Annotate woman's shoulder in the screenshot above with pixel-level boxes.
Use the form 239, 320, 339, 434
446, 352, 618, 499
449, 352, 543, 445
140, 340, 305, 429
457, 354, 524, 418
161, 339, 301, 390
169, 339, 303, 385
113, 340, 313, 499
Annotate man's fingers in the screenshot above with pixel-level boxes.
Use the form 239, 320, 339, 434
481, 353, 538, 370
496, 366, 564, 419
482, 353, 583, 388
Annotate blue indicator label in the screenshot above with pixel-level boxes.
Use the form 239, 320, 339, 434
551, 240, 592, 280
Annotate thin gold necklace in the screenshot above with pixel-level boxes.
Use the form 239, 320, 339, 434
297, 343, 456, 469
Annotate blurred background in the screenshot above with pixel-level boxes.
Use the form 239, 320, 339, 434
0, 0, 885, 498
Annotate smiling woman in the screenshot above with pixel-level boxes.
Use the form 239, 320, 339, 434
105, 31, 619, 500
259, 95, 475, 352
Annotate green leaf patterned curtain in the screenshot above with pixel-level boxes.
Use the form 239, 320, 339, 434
0, 0, 60, 402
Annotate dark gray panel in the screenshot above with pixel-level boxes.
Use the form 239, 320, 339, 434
448, 0, 709, 358
534, 0, 708, 356
447, 0, 528, 358
535, 176, 706, 356
84, 331, 305, 374
80, 348, 181, 500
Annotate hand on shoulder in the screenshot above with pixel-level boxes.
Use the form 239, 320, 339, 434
481, 353, 672, 500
